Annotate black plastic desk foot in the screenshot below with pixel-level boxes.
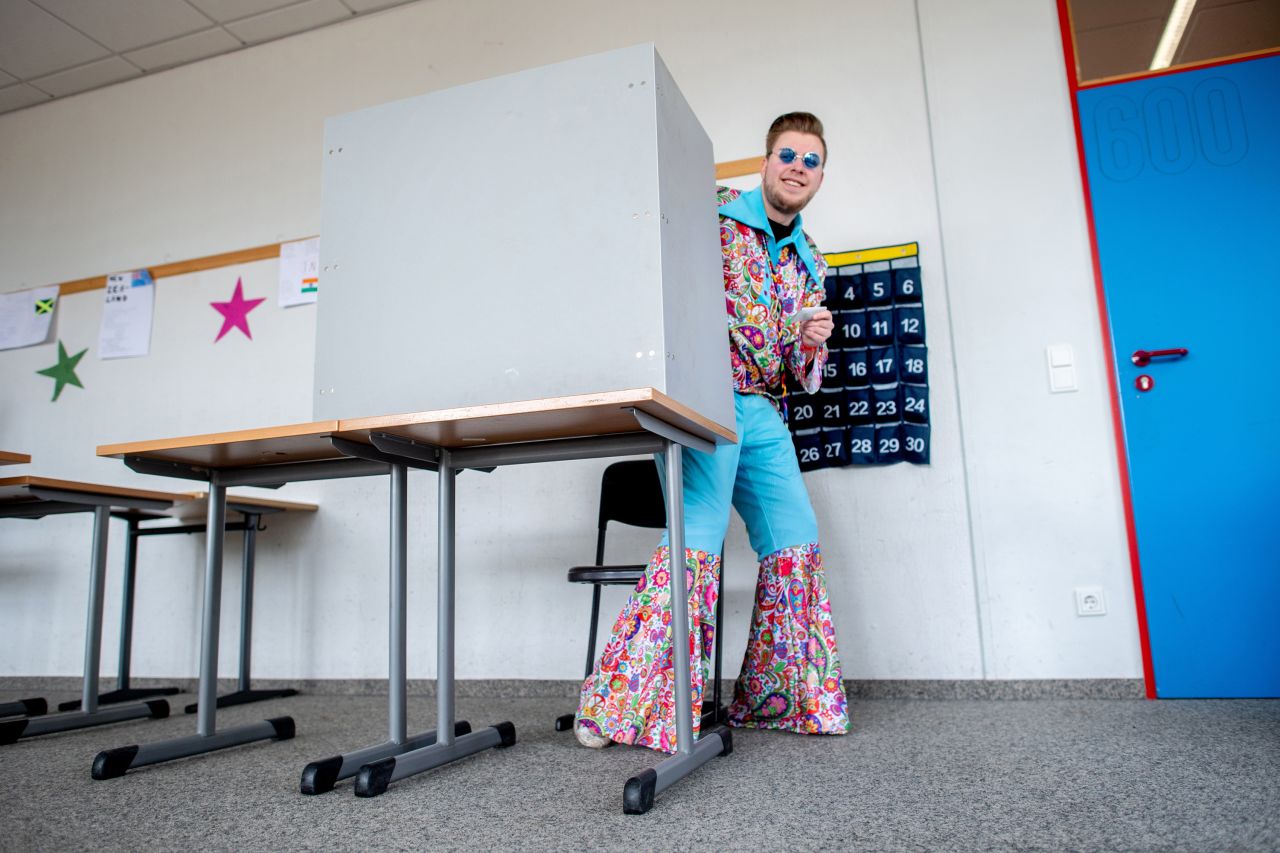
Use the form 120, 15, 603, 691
92, 745, 139, 780
553, 712, 574, 732
623, 768, 657, 815
59, 686, 181, 712
0, 697, 47, 718
267, 716, 295, 740
183, 687, 300, 714
494, 721, 517, 748
354, 757, 396, 798
0, 718, 28, 745
300, 755, 344, 795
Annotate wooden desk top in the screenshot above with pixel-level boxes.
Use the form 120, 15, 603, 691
97, 389, 736, 469
340, 388, 735, 448
174, 492, 320, 518
0, 476, 185, 505
0, 451, 31, 466
98, 421, 342, 470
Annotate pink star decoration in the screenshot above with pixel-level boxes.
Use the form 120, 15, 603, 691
211, 277, 266, 342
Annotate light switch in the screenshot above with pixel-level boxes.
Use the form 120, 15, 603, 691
1047, 344, 1078, 393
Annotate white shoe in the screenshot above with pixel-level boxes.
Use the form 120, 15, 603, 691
574, 720, 612, 749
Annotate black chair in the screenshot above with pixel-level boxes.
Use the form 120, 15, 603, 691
554, 459, 725, 733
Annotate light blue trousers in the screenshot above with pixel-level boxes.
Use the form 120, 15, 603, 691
658, 392, 820, 559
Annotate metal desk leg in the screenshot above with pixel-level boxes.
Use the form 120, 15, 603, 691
59, 518, 180, 712
622, 441, 731, 814
186, 513, 297, 714
353, 451, 514, 798
2, 508, 169, 744
90, 486, 293, 778
301, 465, 469, 795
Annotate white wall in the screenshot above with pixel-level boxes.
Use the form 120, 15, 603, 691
0, 0, 1141, 682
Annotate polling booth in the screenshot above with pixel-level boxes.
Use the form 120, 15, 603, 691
312, 43, 732, 430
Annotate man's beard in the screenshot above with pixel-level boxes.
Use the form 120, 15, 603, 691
764, 181, 810, 217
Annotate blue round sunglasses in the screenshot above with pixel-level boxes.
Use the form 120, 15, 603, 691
776, 147, 822, 169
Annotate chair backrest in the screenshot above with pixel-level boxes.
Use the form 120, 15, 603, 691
598, 460, 667, 531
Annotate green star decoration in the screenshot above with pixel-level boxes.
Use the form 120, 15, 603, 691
37, 340, 88, 401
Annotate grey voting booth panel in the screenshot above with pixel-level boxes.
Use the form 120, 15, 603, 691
313, 43, 731, 432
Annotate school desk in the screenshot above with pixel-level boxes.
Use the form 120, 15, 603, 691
94, 388, 734, 814
56, 492, 317, 714
0, 477, 182, 740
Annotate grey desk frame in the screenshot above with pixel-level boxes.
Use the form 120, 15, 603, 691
91, 455, 388, 779
315, 408, 731, 812
59, 501, 299, 714
0, 485, 175, 743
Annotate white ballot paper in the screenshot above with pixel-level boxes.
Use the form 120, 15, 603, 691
278, 237, 320, 307
0, 285, 59, 351
98, 270, 155, 359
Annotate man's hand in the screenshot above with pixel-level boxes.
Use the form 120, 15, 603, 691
800, 309, 834, 349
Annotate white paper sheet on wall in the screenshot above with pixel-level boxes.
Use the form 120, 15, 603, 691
98, 270, 155, 359
0, 285, 59, 351
278, 237, 320, 307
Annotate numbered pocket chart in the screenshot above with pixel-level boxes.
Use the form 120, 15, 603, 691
788, 242, 930, 470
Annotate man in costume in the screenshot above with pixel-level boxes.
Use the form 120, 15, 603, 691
576, 112, 850, 751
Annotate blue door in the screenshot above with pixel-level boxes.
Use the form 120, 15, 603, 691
1077, 55, 1280, 697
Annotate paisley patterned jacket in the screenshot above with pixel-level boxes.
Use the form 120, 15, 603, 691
717, 185, 829, 413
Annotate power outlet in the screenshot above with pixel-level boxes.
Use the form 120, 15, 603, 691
1075, 586, 1107, 616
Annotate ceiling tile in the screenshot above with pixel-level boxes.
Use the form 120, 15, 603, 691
0, 83, 55, 114
224, 0, 353, 45
34, 0, 214, 53
186, 0, 300, 23
124, 27, 243, 72
27, 55, 142, 98
0, 0, 109, 79
341, 0, 415, 12
1070, 0, 1172, 31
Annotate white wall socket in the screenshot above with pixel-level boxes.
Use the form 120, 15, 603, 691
1075, 586, 1107, 616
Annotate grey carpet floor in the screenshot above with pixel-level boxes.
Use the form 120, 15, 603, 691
1, 689, 1277, 852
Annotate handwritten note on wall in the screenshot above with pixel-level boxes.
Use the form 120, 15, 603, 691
98, 270, 155, 359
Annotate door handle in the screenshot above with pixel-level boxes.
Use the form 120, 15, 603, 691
1130, 347, 1189, 367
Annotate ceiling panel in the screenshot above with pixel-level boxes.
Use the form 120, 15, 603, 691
34, 0, 214, 52
0, 0, 421, 117
1069, 0, 1173, 32
1179, 0, 1280, 63
0, 83, 54, 113
186, 0, 304, 23
124, 27, 244, 73
224, 0, 353, 45
0, 0, 109, 79
342, 0, 413, 11
28, 55, 143, 98
1076, 19, 1167, 80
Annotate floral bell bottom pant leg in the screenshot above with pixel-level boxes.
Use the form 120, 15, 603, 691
576, 393, 850, 753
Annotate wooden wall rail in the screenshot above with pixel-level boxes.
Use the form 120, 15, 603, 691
715, 156, 761, 180
56, 240, 311, 297
49, 155, 763, 298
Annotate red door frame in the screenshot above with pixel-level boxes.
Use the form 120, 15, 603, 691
1053, 0, 1280, 699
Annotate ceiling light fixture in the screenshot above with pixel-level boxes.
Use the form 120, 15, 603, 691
1150, 0, 1199, 70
